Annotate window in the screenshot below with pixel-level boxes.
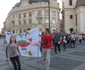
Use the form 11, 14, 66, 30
38, 20, 42, 24
45, 10, 48, 16
69, 0, 72, 6
13, 30, 15, 33
12, 21, 15, 26
38, 10, 42, 16
16, 30, 18, 34
19, 14, 21, 18
39, 22, 41, 24
70, 15, 73, 19
19, 29, 22, 33
24, 29, 26, 32
13, 15, 15, 19
29, 12, 32, 17
52, 18, 56, 23
24, 19, 26, 25
18, 20, 21, 25
29, 19, 32, 24
53, 11, 56, 16
13, 23, 15, 27
45, 17, 49, 23
24, 13, 26, 18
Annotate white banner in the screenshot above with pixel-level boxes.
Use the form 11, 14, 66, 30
5, 31, 14, 44
5, 27, 41, 57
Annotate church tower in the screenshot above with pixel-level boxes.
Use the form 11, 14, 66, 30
63, 0, 77, 32
63, 0, 77, 8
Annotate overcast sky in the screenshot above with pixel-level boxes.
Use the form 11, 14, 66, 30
0, 0, 61, 30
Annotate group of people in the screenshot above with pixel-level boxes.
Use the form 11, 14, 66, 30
5, 28, 85, 70
41, 28, 85, 70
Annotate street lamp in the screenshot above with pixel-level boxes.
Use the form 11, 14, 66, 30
48, 0, 50, 31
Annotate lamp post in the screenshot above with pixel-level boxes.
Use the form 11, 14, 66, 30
48, 0, 50, 31
62, 0, 65, 32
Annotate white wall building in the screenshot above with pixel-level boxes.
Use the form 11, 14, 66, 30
63, 0, 85, 33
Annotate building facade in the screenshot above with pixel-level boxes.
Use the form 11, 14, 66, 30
63, 0, 85, 33
4, 0, 60, 34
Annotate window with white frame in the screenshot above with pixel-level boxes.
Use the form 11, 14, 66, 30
29, 12, 32, 17
29, 19, 32, 24
38, 10, 42, 16
24, 13, 26, 18
18, 20, 21, 25
19, 14, 21, 19
23, 19, 26, 25
53, 11, 56, 16
45, 10, 48, 16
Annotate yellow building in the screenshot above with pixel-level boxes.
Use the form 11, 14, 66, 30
4, 0, 60, 34
63, 0, 85, 33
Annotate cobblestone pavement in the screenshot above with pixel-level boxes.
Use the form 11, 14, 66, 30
0, 39, 85, 70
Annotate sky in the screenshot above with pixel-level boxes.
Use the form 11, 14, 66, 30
0, 0, 62, 31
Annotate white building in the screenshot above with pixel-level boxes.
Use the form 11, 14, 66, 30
63, 0, 85, 33
4, 0, 60, 34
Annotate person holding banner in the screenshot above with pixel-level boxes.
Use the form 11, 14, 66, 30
42, 28, 53, 70
6, 36, 21, 70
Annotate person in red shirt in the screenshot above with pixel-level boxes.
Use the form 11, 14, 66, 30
42, 28, 53, 70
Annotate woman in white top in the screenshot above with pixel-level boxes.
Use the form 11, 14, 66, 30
79, 34, 82, 44
6, 36, 21, 70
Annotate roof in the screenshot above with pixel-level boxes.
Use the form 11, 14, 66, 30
14, 0, 48, 7
29, 0, 48, 4
14, 2, 21, 7
75, 0, 85, 8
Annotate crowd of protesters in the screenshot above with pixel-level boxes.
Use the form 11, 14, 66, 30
41, 29, 85, 53
41, 28, 85, 70
2, 28, 85, 70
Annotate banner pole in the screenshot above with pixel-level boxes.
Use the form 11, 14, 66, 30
37, 42, 40, 66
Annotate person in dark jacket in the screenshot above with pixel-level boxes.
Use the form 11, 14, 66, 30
54, 31, 61, 54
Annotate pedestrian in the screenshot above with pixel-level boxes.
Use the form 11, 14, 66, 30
71, 33, 76, 48
84, 34, 85, 41
82, 34, 85, 41
66, 34, 71, 47
79, 34, 82, 44
54, 31, 61, 54
39, 31, 42, 52
42, 28, 53, 70
62, 35, 67, 50
6, 36, 21, 70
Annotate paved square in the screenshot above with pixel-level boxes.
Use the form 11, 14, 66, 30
0, 40, 85, 70
38, 57, 83, 70
68, 51, 85, 57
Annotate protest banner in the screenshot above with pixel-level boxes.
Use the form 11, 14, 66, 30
5, 27, 41, 57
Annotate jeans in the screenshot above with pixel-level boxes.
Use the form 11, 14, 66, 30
79, 39, 82, 44
63, 42, 66, 50
42, 49, 50, 70
10, 56, 21, 70
71, 40, 75, 48
54, 42, 60, 53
